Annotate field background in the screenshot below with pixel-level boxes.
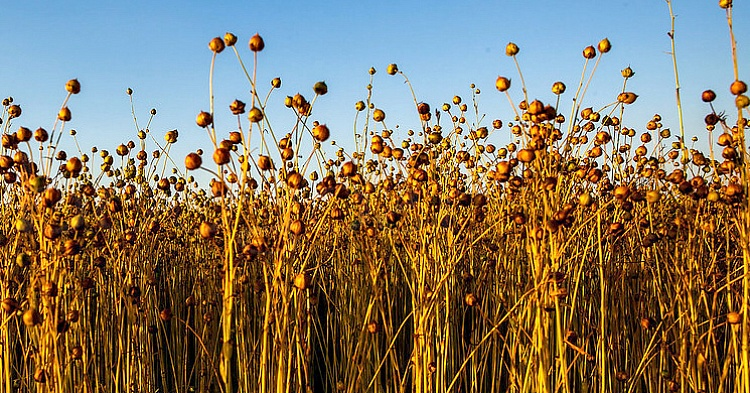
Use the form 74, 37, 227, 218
1, 1, 750, 393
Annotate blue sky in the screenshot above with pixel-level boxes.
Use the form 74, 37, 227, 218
2, 1, 747, 185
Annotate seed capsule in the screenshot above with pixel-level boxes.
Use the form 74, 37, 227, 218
8, 104, 21, 118
702, 89, 716, 102
208, 37, 225, 53
224, 32, 237, 46
249, 33, 265, 52
58, 107, 72, 121
736, 95, 749, 109
730, 80, 747, 95
294, 273, 311, 290
464, 293, 479, 307
727, 311, 741, 325
505, 42, 519, 56
597, 38, 611, 53
199, 221, 217, 239
552, 81, 566, 95
229, 99, 246, 115
66, 79, 81, 94
196, 111, 213, 127
617, 92, 638, 104
23, 308, 42, 327
212, 148, 231, 165
247, 107, 264, 123
185, 152, 202, 170
313, 81, 328, 95
312, 124, 330, 142
495, 76, 511, 92
582, 45, 596, 59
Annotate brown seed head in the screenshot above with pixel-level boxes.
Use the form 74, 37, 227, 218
212, 148, 231, 165
66, 79, 81, 94
373, 109, 386, 122
249, 33, 265, 52
8, 104, 21, 118
223, 32, 237, 46
582, 45, 596, 59
33, 369, 47, 384
290, 219, 306, 236
16, 126, 32, 142
196, 111, 213, 127
528, 100, 544, 115
257, 155, 274, 171
598, 38, 611, 53
366, 320, 380, 334
66, 157, 83, 173
312, 124, 330, 142
730, 80, 747, 95
159, 308, 173, 321
517, 149, 535, 163
71, 345, 83, 360
34, 127, 49, 142
505, 42, 519, 56
286, 171, 305, 189
209, 37, 225, 53
23, 308, 42, 327
247, 107, 264, 123
229, 99, 246, 115
294, 273, 311, 290
313, 81, 328, 95
199, 221, 217, 239
495, 76, 511, 92
617, 92, 638, 104
464, 293, 479, 307
727, 311, 741, 325
1, 297, 19, 313
552, 81, 566, 95
736, 95, 749, 109
702, 89, 717, 102
58, 107, 72, 121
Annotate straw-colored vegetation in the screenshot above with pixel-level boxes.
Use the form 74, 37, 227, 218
1, 1, 749, 393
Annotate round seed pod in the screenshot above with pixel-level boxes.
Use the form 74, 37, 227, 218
248, 33, 265, 52
196, 111, 213, 127
66, 79, 81, 94
208, 37, 225, 53
294, 273, 311, 290
702, 90, 717, 102
23, 308, 42, 327
505, 42, 519, 56
495, 76, 511, 92
464, 293, 479, 307
312, 124, 330, 142
185, 152, 202, 170
367, 321, 380, 334
1, 297, 19, 313
159, 308, 173, 321
582, 45, 596, 59
727, 311, 741, 325
373, 109, 386, 122
730, 80, 747, 95
71, 345, 83, 360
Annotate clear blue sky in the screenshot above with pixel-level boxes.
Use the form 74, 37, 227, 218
2, 1, 747, 185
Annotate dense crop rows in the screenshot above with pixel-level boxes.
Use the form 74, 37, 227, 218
1, 2, 749, 393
